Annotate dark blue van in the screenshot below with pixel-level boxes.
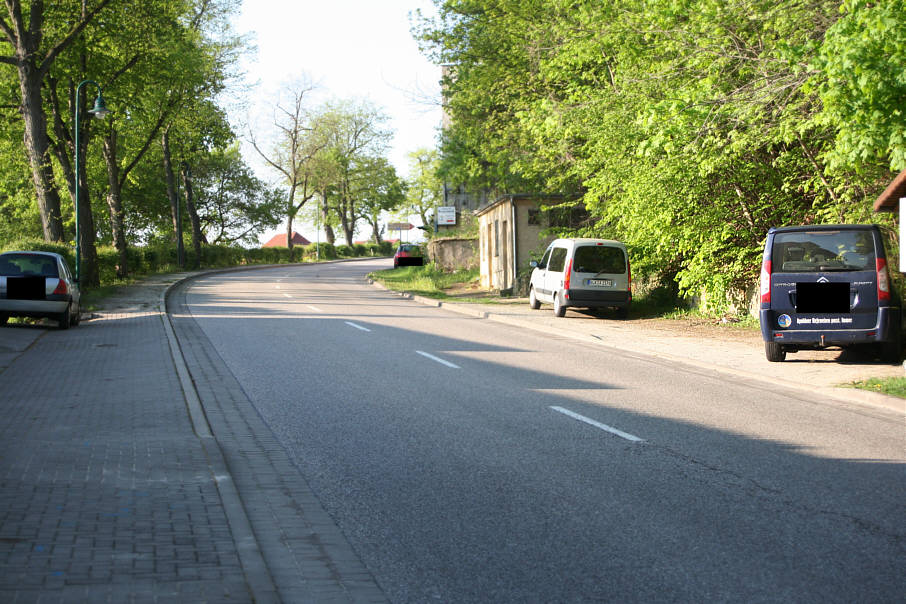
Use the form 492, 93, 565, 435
759, 224, 901, 362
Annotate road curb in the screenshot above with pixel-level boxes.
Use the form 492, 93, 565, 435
371, 282, 904, 416
159, 279, 280, 604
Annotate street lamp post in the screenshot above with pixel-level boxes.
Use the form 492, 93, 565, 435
73, 80, 110, 283
175, 162, 185, 268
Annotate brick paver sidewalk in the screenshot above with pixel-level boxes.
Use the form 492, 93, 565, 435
0, 306, 251, 602
0, 269, 388, 603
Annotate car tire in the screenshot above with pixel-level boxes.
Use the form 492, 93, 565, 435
880, 329, 902, 364
553, 292, 566, 317
764, 341, 785, 362
614, 306, 629, 319
529, 287, 540, 310
58, 303, 71, 330
72, 302, 81, 326
0, 314, 7, 326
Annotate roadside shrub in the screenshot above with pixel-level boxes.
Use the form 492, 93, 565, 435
0, 238, 73, 264
302, 242, 337, 260
336, 244, 353, 257
353, 243, 367, 256
95, 247, 121, 282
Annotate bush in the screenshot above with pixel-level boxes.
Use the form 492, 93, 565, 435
302, 242, 337, 260
1, 235, 378, 293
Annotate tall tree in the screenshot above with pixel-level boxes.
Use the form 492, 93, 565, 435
250, 82, 326, 259
320, 99, 392, 245
0, 0, 114, 242
192, 144, 282, 246
356, 156, 405, 243
405, 148, 442, 230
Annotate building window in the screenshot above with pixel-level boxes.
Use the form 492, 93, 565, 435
527, 208, 541, 226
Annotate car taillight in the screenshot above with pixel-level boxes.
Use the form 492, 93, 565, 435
564, 259, 572, 290
52, 279, 68, 295
877, 257, 891, 302
760, 259, 771, 304
627, 259, 632, 297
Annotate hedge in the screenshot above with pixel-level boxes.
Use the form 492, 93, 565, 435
0, 239, 393, 290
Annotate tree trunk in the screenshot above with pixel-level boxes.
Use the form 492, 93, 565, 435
181, 163, 204, 268
339, 198, 355, 245
285, 216, 295, 260
321, 190, 335, 245
102, 130, 129, 278
161, 129, 184, 266
342, 222, 354, 246
19, 64, 64, 241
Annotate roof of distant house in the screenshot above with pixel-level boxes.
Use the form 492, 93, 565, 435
262, 231, 311, 247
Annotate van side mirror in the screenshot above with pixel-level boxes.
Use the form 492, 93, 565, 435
530, 261, 539, 268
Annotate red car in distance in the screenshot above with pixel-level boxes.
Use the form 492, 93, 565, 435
393, 244, 424, 268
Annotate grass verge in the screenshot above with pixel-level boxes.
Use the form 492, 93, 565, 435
370, 265, 494, 301
847, 376, 906, 398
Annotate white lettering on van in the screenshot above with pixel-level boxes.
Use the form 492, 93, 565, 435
796, 316, 854, 325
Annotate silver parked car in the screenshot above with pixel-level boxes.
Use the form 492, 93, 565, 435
0, 251, 81, 329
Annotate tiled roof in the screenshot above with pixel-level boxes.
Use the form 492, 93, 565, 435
262, 232, 311, 247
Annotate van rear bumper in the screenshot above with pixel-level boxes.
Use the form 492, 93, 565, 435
760, 307, 901, 347
564, 289, 631, 308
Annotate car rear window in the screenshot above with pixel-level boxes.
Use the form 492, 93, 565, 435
573, 245, 626, 274
0, 254, 59, 277
771, 230, 876, 273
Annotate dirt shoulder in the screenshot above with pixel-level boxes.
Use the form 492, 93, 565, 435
440, 281, 761, 345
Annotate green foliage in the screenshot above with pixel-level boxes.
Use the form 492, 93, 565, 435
417, 0, 904, 314
811, 0, 906, 172
193, 144, 283, 245
403, 148, 443, 229
302, 242, 337, 260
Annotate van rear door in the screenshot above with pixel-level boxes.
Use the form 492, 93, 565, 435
768, 229, 879, 331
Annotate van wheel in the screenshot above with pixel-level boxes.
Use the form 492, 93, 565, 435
880, 330, 902, 364
614, 306, 629, 319
553, 293, 566, 317
529, 287, 540, 310
765, 341, 785, 362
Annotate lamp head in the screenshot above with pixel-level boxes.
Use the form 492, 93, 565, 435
89, 93, 111, 119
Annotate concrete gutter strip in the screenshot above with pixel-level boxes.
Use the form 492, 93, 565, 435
159, 273, 280, 604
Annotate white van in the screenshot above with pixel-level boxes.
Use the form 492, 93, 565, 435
529, 238, 631, 318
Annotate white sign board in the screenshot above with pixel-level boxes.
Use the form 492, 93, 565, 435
437, 206, 457, 225
901, 197, 906, 272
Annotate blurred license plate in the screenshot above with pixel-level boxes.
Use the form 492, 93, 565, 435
586, 278, 613, 287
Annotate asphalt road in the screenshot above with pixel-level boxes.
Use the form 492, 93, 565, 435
182, 259, 905, 603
